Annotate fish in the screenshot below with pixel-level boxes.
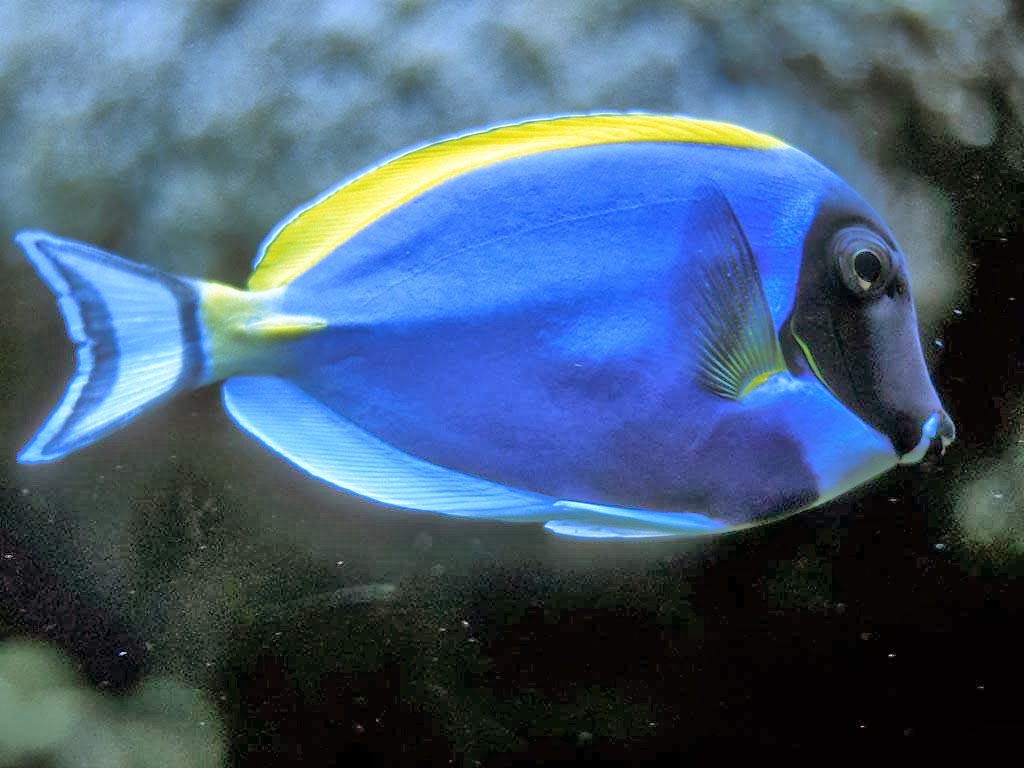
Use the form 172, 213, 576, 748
14, 113, 954, 539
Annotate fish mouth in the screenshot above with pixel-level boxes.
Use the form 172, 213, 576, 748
897, 410, 956, 466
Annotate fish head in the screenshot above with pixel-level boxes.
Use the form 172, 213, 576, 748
786, 184, 954, 465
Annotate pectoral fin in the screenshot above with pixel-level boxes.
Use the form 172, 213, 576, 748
690, 184, 787, 399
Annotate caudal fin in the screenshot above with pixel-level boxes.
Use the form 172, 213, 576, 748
15, 231, 207, 463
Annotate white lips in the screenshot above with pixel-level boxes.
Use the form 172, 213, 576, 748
897, 411, 941, 465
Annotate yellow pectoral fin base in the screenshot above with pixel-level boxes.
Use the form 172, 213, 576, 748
199, 282, 325, 381
248, 113, 787, 290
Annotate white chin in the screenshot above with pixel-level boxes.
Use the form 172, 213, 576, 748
897, 411, 941, 465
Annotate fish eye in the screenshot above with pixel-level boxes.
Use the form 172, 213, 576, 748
831, 227, 894, 298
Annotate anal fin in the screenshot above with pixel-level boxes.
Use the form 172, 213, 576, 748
544, 500, 729, 539
222, 377, 732, 539
222, 376, 554, 518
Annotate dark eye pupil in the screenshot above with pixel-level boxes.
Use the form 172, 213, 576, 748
853, 249, 883, 284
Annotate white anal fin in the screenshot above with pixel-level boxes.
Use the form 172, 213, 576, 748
223, 377, 732, 538
222, 376, 554, 518
544, 501, 729, 539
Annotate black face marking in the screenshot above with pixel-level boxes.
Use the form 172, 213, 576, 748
46, 260, 117, 457
785, 189, 944, 456
168, 277, 203, 390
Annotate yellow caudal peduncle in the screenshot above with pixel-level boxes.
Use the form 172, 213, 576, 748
198, 282, 326, 381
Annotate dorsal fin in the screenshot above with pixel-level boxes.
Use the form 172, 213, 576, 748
689, 184, 787, 399
248, 114, 786, 290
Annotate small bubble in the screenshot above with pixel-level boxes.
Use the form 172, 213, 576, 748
952, 308, 963, 316
933, 339, 945, 349
934, 542, 946, 551
577, 730, 594, 746
467, 637, 479, 644
887, 497, 900, 503
116, 650, 128, 658
856, 720, 867, 729
19, 488, 29, 496
976, 682, 985, 691
198, 720, 208, 727
2, 553, 12, 560
991, 491, 1005, 500
460, 619, 470, 629
336, 560, 345, 567
887, 653, 896, 659
352, 722, 365, 735
859, 632, 873, 641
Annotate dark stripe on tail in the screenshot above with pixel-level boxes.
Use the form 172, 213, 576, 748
37, 237, 205, 388
168, 271, 204, 391
46, 260, 116, 457
34, 238, 204, 458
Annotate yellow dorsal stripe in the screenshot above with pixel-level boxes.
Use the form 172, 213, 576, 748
248, 114, 786, 289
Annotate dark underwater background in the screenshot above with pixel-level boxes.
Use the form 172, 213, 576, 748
1, 1, 1022, 765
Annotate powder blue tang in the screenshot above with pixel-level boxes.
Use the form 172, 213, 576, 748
14, 114, 954, 539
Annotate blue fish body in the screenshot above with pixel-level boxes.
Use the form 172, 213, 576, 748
14, 114, 954, 539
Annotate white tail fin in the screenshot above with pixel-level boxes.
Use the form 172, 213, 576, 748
15, 231, 207, 463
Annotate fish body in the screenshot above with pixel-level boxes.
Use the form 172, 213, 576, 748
14, 114, 953, 539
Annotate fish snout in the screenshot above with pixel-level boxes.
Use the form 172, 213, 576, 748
897, 409, 955, 466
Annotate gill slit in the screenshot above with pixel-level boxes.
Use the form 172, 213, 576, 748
788, 317, 840, 401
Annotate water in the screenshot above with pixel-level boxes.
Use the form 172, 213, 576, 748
1, 1, 1022, 764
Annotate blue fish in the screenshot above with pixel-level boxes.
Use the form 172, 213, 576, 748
15, 114, 954, 539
